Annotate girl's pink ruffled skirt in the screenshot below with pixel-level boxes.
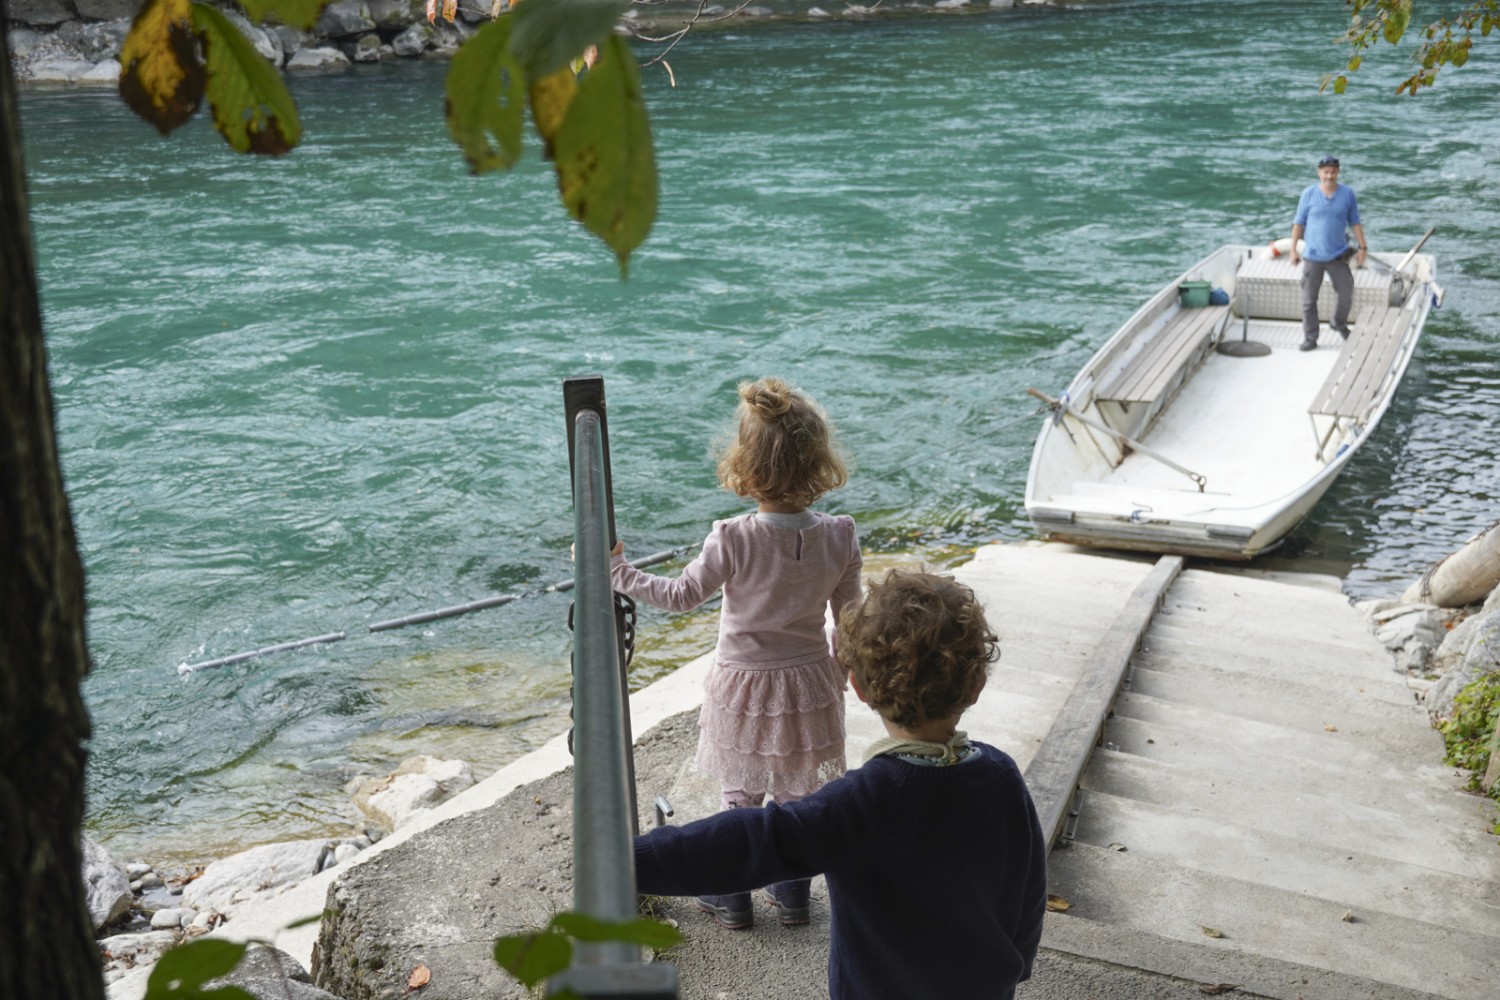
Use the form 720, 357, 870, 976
696, 653, 847, 798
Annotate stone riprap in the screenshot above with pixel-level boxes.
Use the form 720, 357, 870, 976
5, 0, 1029, 85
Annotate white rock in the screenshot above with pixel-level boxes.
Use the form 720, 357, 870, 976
181, 838, 329, 917
80, 59, 120, 84
81, 835, 133, 931
353, 755, 475, 833
333, 843, 360, 865
29, 58, 94, 82
807, 6, 830, 15
98, 929, 178, 966
150, 908, 191, 929
126, 862, 152, 879
286, 47, 352, 72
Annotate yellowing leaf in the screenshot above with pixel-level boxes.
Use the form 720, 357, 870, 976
1200, 924, 1225, 938
192, 2, 301, 154
1045, 893, 1070, 912
442, 0, 458, 20
118, 0, 204, 135
550, 34, 656, 274
1324, 723, 1339, 732
408, 963, 432, 989
529, 65, 577, 158
445, 17, 526, 173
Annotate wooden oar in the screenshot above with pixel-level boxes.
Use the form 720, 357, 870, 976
1393, 225, 1436, 275
1027, 387, 1207, 492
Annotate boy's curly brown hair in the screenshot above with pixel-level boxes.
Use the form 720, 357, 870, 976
836, 570, 998, 730
716, 377, 848, 509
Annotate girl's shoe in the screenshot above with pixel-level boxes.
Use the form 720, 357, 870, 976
763, 879, 812, 926
695, 892, 753, 929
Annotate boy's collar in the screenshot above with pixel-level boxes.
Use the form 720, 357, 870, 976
864, 730, 972, 766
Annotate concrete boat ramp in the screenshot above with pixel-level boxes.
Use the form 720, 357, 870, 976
112, 541, 1500, 1000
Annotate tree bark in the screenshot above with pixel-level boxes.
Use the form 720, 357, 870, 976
0, 6, 105, 997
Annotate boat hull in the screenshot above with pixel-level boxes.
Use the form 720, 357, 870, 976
1024, 244, 1437, 560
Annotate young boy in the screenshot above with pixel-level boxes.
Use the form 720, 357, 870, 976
633, 570, 1048, 1000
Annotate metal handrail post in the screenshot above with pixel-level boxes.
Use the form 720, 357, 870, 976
564, 376, 640, 833
552, 377, 677, 999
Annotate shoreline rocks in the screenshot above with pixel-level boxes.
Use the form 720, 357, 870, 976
6, 0, 1040, 87
1359, 517, 1500, 724
89, 754, 476, 988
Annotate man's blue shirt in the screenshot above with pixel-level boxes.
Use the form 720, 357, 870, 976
1294, 183, 1360, 261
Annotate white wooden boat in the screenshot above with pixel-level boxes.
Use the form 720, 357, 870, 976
1024, 238, 1441, 560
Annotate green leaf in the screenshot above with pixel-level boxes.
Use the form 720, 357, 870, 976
446, 16, 527, 174
281, 911, 329, 930
1383, 3, 1411, 45
1333, 74, 1348, 94
118, 0, 204, 135
144, 940, 256, 1000
191, 1, 301, 154
510, 0, 629, 79
493, 929, 573, 988
237, 0, 330, 31
551, 34, 657, 275
550, 912, 683, 950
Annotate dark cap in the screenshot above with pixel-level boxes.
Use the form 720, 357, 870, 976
1318, 155, 1340, 167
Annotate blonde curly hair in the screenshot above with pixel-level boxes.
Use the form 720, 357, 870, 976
715, 377, 848, 509
837, 570, 998, 729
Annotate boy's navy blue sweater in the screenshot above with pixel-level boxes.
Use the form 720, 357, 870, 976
633, 741, 1047, 1000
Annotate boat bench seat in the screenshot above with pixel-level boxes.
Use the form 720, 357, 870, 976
1308, 302, 1415, 421
1094, 304, 1229, 404
1234, 256, 1393, 322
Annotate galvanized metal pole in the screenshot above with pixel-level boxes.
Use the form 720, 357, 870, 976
553, 378, 677, 998
568, 406, 638, 959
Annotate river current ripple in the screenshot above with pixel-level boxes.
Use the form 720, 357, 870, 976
19, 0, 1500, 860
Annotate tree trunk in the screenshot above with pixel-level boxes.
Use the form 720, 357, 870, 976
1401, 518, 1500, 608
0, 8, 105, 998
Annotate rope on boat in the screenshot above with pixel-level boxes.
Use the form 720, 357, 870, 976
1026, 387, 1208, 493
176, 544, 697, 677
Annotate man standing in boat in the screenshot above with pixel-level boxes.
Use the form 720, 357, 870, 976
1289, 154, 1368, 351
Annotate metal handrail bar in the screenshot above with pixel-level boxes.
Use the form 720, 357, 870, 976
567, 404, 637, 960
552, 377, 678, 998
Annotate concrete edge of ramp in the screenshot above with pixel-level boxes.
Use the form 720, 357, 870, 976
104, 650, 716, 1000
1042, 911, 1453, 1000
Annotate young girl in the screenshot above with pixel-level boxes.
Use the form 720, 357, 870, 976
611, 377, 862, 930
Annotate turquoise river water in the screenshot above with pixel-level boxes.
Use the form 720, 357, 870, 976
18, 0, 1500, 862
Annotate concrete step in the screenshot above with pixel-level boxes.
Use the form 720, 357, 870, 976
1104, 691, 1456, 794
1046, 843, 1498, 1000
1138, 628, 1400, 691
1069, 789, 1500, 938
1162, 569, 1382, 648
1191, 563, 1347, 594
1080, 748, 1495, 878
1125, 661, 1431, 749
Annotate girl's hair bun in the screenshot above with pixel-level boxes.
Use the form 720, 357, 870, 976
740, 377, 792, 418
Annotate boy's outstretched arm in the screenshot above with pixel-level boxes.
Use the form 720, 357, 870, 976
634, 799, 833, 897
